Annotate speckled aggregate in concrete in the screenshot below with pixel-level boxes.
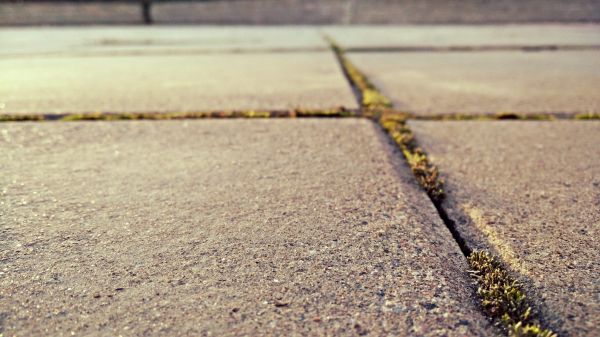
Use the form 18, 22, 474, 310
0, 119, 495, 336
0, 52, 357, 114
323, 24, 600, 49
347, 51, 600, 115
409, 121, 600, 335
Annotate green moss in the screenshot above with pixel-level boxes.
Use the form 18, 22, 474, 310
325, 36, 392, 111
0, 114, 45, 122
575, 112, 600, 120
468, 251, 557, 337
0, 109, 360, 123
379, 114, 445, 202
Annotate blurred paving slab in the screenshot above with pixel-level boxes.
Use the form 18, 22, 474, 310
346, 0, 600, 24
409, 120, 600, 335
323, 24, 600, 49
152, 0, 600, 25
0, 52, 357, 114
0, 119, 495, 336
0, 27, 328, 57
3, 0, 600, 26
347, 51, 600, 115
0, 1, 142, 25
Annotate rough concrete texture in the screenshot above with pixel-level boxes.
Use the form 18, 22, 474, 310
347, 51, 600, 115
409, 121, 600, 335
0, 52, 357, 114
323, 24, 600, 49
0, 27, 328, 58
0, 119, 495, 336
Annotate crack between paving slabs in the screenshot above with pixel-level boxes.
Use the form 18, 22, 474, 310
4, 110, 597, 123
344, 44, 600, 54
325, 35, 559, 337
0, 108, 361, 122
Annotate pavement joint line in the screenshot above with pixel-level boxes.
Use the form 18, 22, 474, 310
344, 44, 600, 53
324, 34, 392, 114
326, 36, 559, 337
407, 112, 600, 121
0, 47, 333, 60
0, 108, 361, 122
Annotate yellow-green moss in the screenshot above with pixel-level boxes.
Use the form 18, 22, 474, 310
325, 36, 392, 111
468, 251, 557, 337
379, 113, 445, 202
0, 108, 359, 123
0, 114, 45, 122
575, 112, 600, 120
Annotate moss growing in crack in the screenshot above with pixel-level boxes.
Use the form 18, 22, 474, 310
326, 36, 392, 111
468, 251, 557, 337
0, 114, 45, 122
412, 113, 556, 121
379, 114, 445, 202
575, 112, 600, 120
0, 108, 360, 123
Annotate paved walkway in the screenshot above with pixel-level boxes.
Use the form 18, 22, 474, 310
1, 25, 599, 336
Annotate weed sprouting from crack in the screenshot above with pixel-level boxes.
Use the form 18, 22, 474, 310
469, 251, 557, 337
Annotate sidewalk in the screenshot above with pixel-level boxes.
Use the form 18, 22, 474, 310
1, 25, 599, 336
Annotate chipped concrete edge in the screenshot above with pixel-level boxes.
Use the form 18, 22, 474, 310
326, 36, 559, 337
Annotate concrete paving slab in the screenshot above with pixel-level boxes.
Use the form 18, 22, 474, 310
0, 52, 357, 114
0, 119, 495, 336
0, 27, 328, 57
348, 51, 600, 115
323, 24, 600, 49
409, 120, 600, 335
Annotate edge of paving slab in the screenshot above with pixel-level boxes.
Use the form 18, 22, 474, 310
325, 35, 559, 337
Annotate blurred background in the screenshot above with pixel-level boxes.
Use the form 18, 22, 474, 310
2, 0, 600, 26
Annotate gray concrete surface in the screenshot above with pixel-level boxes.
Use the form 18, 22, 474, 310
348, 51, 600, 115
3, 0, 600, 26
0, 27, 328, 57
0, 52, 357, 114
0, 119, 495, 336
409, 120, 600, 335
323, 24, 600, 49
